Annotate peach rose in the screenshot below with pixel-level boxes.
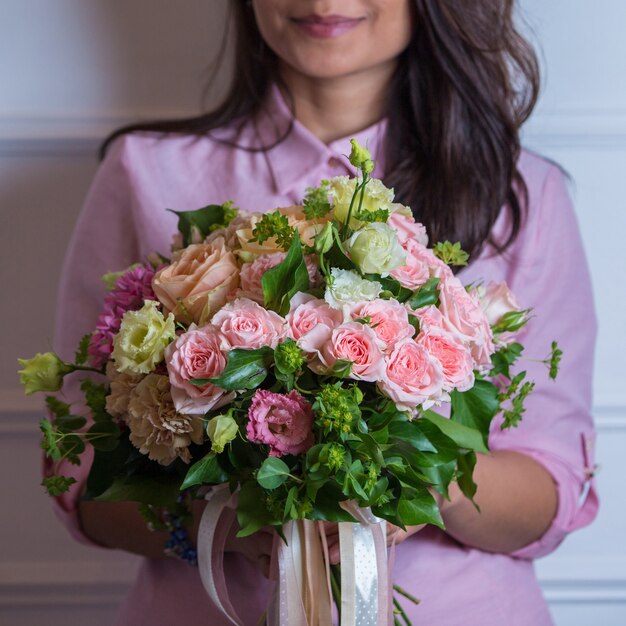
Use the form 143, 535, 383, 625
165, 324, 235, 415
211, 298, 287, 349
417, 327, 475, 392
236, 205, 329, 255
349, 299, 414, 351
152, 237, 240, 325
378, 338, 445, 411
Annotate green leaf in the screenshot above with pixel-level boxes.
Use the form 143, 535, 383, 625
397, 488, 444, 528
75, 334, 92, 366
80, 379, 110, 422
420, 461, 456, 499
56, 414, 87, 432
181, 452, 229, 490
284, 485, 299, 519
257, 457, 291, 490
45, 396, 71, 419
262, 232, 310, 315
168, 203, 236, 247
366, 276, 413, 303
42, 475, 77, 496
86, 421, 120, 451
388, 420, 437, 453
406, 277, 440, 310
489, 342, 523, 379
456, 451, 478, 503
236, 482, 274, 537
432, 241, 469, 267
198, 347, 273, 390
85, 437, 135, 499
450, 380, 499, 446
39, 419, 62, 461
548, 341, 563, 380
95, 475, 183, 507
309, 483, 358, 523
421, 410, 489, 454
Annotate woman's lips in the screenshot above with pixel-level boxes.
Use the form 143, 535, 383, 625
291, 14, 365, 38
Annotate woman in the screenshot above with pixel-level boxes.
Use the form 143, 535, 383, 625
51, 1, 598, 624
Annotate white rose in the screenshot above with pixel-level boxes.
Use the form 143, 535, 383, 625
347, 222, 406, 276
324, 269, 382, 310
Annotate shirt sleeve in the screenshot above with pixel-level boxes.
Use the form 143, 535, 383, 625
46, 136, 140, 546
488, 163, 599, 559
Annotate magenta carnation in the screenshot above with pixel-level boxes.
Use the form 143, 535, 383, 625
246, 390, 315, 457
88, 264, 158, 367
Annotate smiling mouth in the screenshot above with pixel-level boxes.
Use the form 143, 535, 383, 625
290, 14, 365, 38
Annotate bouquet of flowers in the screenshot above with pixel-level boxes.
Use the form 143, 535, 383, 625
19, 140, 560, 626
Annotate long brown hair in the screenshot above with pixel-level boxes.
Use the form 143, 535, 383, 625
102, 0, 539, 260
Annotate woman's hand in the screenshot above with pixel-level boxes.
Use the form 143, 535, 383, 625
324, 522, 426, 565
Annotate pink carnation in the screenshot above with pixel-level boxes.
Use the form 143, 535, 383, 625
349, 299, 414, 351
165, 324, 234, 415
247, 390, 315, 457
378, 338, 445, 411
211, 298, 287, 349
88, 264, 157, 367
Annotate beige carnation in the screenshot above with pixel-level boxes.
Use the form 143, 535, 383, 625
152, 237, 240, 325
127, 374, 204, 465
105, 361, 142, 421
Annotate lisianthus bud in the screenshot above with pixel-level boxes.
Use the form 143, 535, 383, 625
314, 221, 335, 255
18, 352, 72, 395
206, 414, 239, 453
348, 139, 374, 174
347, 222, 406, 276
112, 300, 176, 374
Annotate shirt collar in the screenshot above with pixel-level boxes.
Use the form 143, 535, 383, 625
253, 84, 388, 195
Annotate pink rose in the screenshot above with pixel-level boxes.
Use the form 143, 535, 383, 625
211, 298, 287, 349
414, 304, 446, 330
165, 325, 234, 415
387, 209, 429, 246
378, 338, 445, 411
240, 254, 321, 302
349, 299, 414, 351
247, 389, 315, 457
476, 281, 521, 326
417, 327, 475, 392
320, 322, 386, 382
438, 277, 494, 367
287, 292, 343, 342
390, 239, 451, 290
152, 238, 240, 325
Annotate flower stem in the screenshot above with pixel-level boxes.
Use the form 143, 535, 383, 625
393, 596, 412, 626
393, 584, 420, 605
329, 564, 342, 623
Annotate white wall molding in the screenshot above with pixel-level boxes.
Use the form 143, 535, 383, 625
1, 108, 626, 157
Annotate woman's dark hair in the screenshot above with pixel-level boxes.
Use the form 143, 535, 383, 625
102, 0, 539, 260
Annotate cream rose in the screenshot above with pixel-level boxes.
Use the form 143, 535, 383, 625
328, 176, 394, 225
346, 222, 406, 276
152, 237, 240, 325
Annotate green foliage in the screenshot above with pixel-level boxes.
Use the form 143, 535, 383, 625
168, 201, 238, 247
236, 482, 277, 537
354, 207, 390, 223
257, 457, 291, 490
406, 277, 440, 310
490, 342, 523, 379
196, 347, 274, 390
86, 421, 120, 451
303, 181, 332, 219
80, 378, 110, 422
181, 453, 229, 489
450, 380, 500, 447
456, 451, 478, 503
251, 211, 296, 250
313, 383, 362, 435
396, 487, 444, 528
499, 371, 535, 430
433, 241, 469, 267
548, 341, 563, 380
492, 310, 530, 335
45, 396, 71, 419
420, 410, 489, 454
95, 475, 183, 507
40, 419, 61, 461
274, 339, 305, 375
262, 233, 310, 314
42, 475, 77, 496
74, 334, 92, 366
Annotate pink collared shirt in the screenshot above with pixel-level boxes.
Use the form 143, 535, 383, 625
52, 88, 598, 625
